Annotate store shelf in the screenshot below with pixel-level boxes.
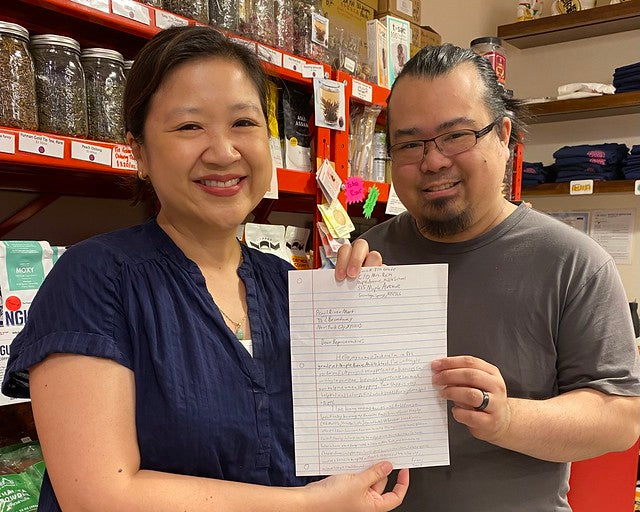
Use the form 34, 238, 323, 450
277, 168, 316, 195
336, 71, 389, 108
525, 91, 640, 123
497, 0, 640, 49
521, 179, 637, 196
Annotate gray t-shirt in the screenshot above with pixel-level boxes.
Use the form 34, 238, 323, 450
361, 204, 640, 512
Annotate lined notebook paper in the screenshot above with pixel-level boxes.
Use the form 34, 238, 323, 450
288, 264, 449, 476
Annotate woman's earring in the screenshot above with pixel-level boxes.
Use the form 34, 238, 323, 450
137, 170, 146, 181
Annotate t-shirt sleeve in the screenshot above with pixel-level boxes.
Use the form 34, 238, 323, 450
557, 258, 640, 396
2, 239, 133, 399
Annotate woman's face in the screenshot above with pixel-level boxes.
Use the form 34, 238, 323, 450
130, 57, 271, 235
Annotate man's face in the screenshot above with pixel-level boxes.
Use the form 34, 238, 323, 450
387, 63, 512, 242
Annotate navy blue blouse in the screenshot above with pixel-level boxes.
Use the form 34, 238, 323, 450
2, 218, 314, 511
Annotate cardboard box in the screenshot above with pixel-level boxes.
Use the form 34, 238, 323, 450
359, 0, 378, 11
377, 15, 410, 86
366, 19, 389, 88
322, 0, 374, 63
377, 0, 422, 26
409, 23, 441, 56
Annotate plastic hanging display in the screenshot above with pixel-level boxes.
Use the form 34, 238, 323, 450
209, 0, 240, 32
0, 21, 38, 131
30, 34, 88, 138
273, 0, 294, 51
81, 48, 126, 143
244, 0, 276, 46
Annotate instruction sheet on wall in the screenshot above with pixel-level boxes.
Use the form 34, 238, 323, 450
590, 209, 635, 265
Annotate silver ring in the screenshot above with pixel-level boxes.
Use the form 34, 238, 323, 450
474, 390, 490, 411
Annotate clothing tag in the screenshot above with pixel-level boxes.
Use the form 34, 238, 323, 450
0, 132, 16, 154
344, 176, 365, 204
283, 55, 306, 74
155, 10, 189, 29
317, 159, 342, 203
569, 179, 594, 195
70, 141, 112, 166
112, 144, 138, 171
69, 0, 109, 13
111, 0, 151, 25
302, 64, 324, 78
18, 132, 64, 159
352, 79, 373, 103
257, 45, 283, 67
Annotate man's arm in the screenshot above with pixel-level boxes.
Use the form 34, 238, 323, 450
433, 355, 640, 463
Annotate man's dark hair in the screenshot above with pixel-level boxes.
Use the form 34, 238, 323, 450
386, 43, 527, 151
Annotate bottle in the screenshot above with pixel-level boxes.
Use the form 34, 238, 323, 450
470, 36, 506, 84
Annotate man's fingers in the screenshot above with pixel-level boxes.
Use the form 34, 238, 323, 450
363, 250, 383, 268
335, 243, 353, 281
431, 355, 500, 375
376, 468, 410, 511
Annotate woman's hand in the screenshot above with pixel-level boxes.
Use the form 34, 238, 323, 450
334, 239, 382, 281
304, 462, 409, 512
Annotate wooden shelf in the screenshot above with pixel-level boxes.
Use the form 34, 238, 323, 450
525, 91, 640, 123
522, 179, 637, 196
498, 0, 640, 48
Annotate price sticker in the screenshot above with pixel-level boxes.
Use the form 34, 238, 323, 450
569, 179, 594, 195
71, 141, 112, 166
69, 0, 109, 13
0, 132, 16, 154
18, 132, 64, 159
155, 10, 189, 29
112, 144, 138, 171
257, 45, 283, 67
351, 79, 373, 103
302, 64, 324, 78
283, 55, 306, 74
111, 0, 151, 25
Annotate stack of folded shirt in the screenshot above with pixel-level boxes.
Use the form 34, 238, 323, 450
521, 161, 551, 187
622, 145, 640, 179
553, 143, 628, 182
613, 62, 640, 93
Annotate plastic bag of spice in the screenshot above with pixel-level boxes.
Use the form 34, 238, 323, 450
0, 441, 45, 512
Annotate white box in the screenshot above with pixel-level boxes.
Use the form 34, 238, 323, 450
366, 19, 389, 88
378, 15, 411, 86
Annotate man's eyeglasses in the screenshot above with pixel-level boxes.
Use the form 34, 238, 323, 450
389, 119, 501, 165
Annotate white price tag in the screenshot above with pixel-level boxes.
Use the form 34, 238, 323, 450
635, 180, 640, 195
257, 45, 283, 67
69, 0, 109, 13
283, 54, 306, 74
398, 0, 413, 18
569, 179, 594, 195
71, 141, 112, 166
112, 144, 138, 171
111, 0, 151, 25
0, 132, 15, 154
351, 79, 373, 103
302, 64, 324, 78
343, 56, 356, 74
231, 37, 256, 52
18, 132, 64, 159
155, 10, 189, 29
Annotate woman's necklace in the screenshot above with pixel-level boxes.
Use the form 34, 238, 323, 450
218, 306, 246, 340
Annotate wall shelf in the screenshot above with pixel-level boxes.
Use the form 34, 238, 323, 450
525, 91, 640, 123
521, 179, 637, 196
497, 0, 640, 48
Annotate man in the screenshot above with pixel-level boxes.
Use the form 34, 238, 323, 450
342, 44, 640, 511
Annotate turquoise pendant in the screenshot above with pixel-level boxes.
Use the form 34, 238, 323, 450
235, 326, 244, 340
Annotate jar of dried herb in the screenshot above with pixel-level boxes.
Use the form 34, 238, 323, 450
123, 60, 134, 80
81, 48, 126, 143
30, 34, 88, 138
163, 0, 209, 24
0, 21, 38, 131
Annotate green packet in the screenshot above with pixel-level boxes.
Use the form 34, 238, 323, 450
0, 472, 39, 512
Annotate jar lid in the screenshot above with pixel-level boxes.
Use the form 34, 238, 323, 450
30, 34, 81, 53
81, 48, 125, 65
470, 37, 503, 48
123, 60, 134, 70
0, 21, 29, 42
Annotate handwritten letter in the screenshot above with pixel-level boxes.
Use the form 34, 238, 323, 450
289, 264, 449, 475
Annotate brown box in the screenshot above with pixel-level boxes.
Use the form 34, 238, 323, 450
377, 0, 422, 26
322, 0, 375, 62
410, 23, 441, 56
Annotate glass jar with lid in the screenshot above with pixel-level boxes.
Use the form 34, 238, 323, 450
163, 0, 209, 24
30, 34, 88, 138
81, 48, 126, 143
0, 21, 38, 130
470, 36, 506, 84
123, 60, 134, 80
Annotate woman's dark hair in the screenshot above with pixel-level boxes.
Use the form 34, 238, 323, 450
386, 43, 527, 151
123, 26, 269, 204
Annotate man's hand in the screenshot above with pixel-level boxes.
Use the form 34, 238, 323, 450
335, 239, 382, 281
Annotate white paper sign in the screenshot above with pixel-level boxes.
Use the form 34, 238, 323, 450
569, 179, 594, 195
314, 78, 346, 131
398, 0, 413, 17
155, 10, 189, 29
547, 211, 590, 234
257, 45, 283, 67
69, 0, 109, 13
70, 141, 112, 166
18, 132, 64, 159
0, 133, 15, 154
289, 264, 450, 475
351, 79, 373, 103
112, 144, 138, 171
302, 64, 324, 79
111, 0, 151, 25
263, 164, 279, 200
283, 55, 306, 74
385, 184, 407, 216
590, 210, 634, 265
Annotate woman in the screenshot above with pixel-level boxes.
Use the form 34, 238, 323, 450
2, 26, 408, 511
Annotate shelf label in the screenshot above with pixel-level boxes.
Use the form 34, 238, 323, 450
231, 37, 256, 53
257, 45, 283, 67
71, 141, 111, 166
18, 132, 64, 159
635, 180, 640, 196
283, 54, 306, 74
352, 79, 373, 103
155, 10, 189, 29
343, 56, 356, 74
569, 179, 594, 195
112, 144, 138, 171
0, 132, 15, 154
302, 64, 324, 78
111, 0, 151, 25
69, 0, 109, 13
